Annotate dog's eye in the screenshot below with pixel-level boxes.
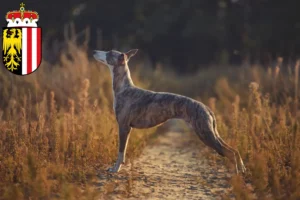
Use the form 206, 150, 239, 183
118, 54, 124, 60
118, 54, 126, 65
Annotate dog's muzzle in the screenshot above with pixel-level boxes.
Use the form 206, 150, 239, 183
93, 50, 107, 64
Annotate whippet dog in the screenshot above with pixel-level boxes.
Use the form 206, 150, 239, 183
93, 49, 246, 174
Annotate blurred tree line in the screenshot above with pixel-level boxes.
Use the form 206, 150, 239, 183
1, 0, 300, 73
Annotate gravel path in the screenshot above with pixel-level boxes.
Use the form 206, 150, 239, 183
97, 125, 234, 200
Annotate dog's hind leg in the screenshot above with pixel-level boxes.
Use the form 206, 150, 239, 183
108, 125, 132, 173
203, 109, 246, 173
201, 129, 245, 174
215, 133, 246, 173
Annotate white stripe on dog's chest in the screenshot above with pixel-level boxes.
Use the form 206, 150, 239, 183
113, 94, 116, 111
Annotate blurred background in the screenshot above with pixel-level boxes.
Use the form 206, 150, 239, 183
2, 0, 300, 73
0, 1, 300, 199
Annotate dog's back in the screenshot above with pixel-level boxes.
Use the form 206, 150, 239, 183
117, 86, 212, 131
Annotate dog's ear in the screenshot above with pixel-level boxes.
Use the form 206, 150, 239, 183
125, 49, 138, 61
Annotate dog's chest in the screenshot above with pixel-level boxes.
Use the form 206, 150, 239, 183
113, 96, 128, 113
113, 91, 127, 111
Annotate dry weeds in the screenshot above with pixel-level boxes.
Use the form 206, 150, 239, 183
0, 43, 156, 199
0, 43, 299, 199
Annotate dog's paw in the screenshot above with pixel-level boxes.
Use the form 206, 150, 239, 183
241, 164, 246, 173
239, 160, 246, 173
107, 165, 120, 173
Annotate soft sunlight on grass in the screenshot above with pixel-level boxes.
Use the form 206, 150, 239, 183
142, 61, 300, 200
0, 41, 299, 199
0, 42, 156, 199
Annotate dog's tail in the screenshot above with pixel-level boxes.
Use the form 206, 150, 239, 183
205, 106, 220, 137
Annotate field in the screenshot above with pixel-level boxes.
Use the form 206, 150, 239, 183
0, 42, 299, 199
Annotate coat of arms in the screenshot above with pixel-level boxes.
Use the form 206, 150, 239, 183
2, 2, 42, 75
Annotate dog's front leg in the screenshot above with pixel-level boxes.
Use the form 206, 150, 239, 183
108, 125, 132, 173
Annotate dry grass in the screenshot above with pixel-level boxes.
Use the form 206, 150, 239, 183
0, 41, 299, 199
142, 62, 300, 199
0, 42, 156, 199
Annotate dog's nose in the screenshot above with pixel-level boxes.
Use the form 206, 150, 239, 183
93, 50, 101, 56
93, 50, 107, 63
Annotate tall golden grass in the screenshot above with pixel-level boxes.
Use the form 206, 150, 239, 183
145, 62, 300, 199
0, 42, 156, 199
0, 41, 299, 199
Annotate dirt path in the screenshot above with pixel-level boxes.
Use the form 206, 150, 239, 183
97, 125, 234, 200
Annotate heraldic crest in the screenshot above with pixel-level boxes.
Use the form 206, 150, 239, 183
2, 2, 42, 75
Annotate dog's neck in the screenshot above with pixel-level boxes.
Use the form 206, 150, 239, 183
111, 63, 134, 94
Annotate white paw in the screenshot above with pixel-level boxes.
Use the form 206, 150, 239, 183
239, 160, 246, 173
108, 153, 125, 173
107, 164, 121, 173
241, 164, 246, 173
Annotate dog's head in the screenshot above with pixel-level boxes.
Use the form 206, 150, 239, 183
93, 49, 138, 69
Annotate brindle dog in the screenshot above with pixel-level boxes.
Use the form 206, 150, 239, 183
93, 49, 246, 174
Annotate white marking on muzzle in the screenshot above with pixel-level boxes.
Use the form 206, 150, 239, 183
93, 50, 108, 65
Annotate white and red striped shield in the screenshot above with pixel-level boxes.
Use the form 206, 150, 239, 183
2, 27, 42, 75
